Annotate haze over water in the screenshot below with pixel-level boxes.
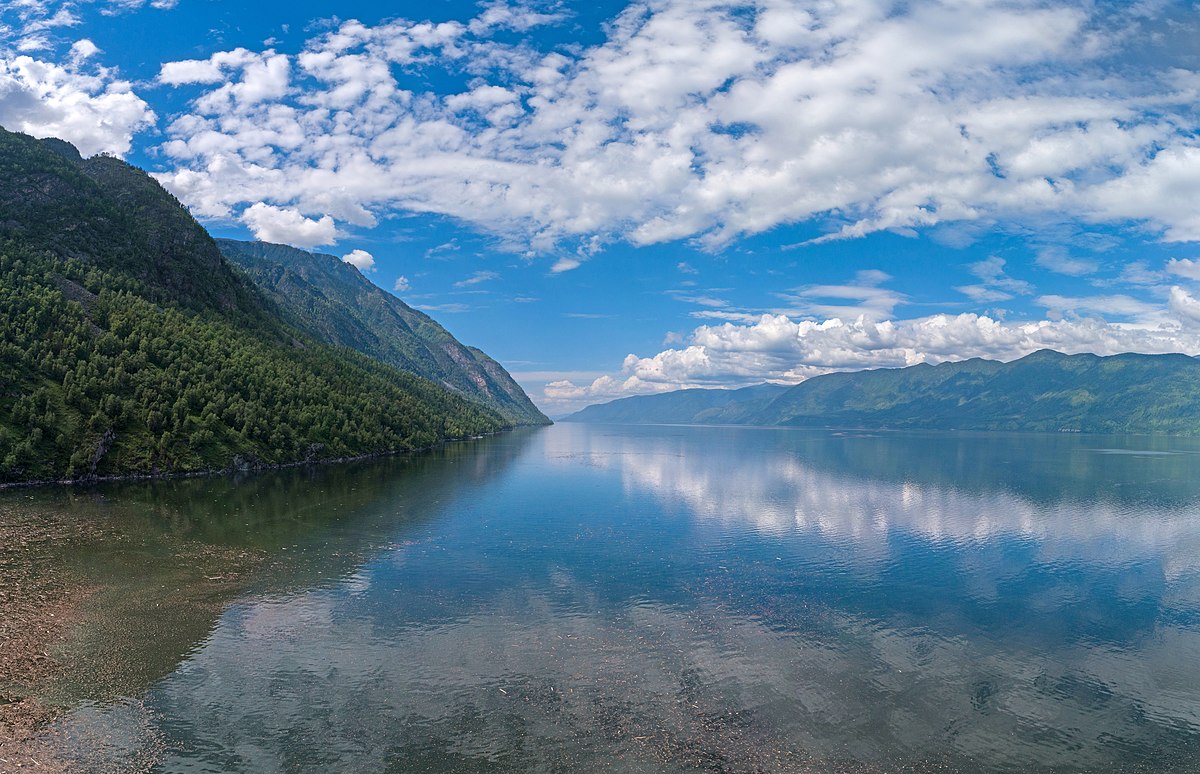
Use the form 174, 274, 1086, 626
19, 424, 1200, 771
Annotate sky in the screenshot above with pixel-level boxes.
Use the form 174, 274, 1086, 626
2, 0, 1200, 416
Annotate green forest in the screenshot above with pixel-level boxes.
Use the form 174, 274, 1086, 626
0, 128, 510, 484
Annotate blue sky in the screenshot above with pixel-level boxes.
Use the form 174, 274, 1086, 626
2, 0, 1200, 415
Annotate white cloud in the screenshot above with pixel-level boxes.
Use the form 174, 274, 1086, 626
20, 7, 78, 34
1035, 247, 1099, 277
1169, 286, 1200, 326
539, 309, 1200, 414
550, 257, 581, 273
67, 38, 98, 65
150, 1, 1200, 261
393, 275, 411, 292
1167, 258, 1200, 282
2, 0, 176, 42
342, 248, 375, 272
415, 302, 470, 313
157, 58, 224, 85
241, 202, 337, 247
780, 269, 905, 321
1085, 145, 1200, 243
1037, 293, 1162, 322
955, 256, 1033, 304
454, 270, 498, 287
0, 54, 154, 156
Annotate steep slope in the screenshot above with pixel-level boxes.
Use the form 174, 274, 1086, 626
0, 127, 507, 483
562, 383, 789, 424
216, 240, 549, 426
751, 350, 1200, 433
0, 133, 264, 323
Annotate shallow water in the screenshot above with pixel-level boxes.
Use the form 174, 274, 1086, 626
9, 424, 1200, 771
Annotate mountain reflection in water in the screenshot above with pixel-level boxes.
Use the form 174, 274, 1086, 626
13, 424, 1200, 772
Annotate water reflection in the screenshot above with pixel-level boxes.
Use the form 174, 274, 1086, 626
4, 431, 539, 710
16, 425, 1200, 771
557, 425, 1200, 574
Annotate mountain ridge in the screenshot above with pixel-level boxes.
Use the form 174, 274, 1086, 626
0, 127, 534, 483
216, 239, 549, 426
563, 350, 1200, 434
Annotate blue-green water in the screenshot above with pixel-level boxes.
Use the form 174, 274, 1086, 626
11, 424, 1200, 771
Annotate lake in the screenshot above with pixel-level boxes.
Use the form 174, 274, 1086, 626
5, 423, 1200, 771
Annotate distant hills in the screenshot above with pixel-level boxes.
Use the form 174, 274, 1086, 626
0, 127, 545, 484
563, 350, 1200, 434
563, 383, 789, 425
217, 240, 548, 426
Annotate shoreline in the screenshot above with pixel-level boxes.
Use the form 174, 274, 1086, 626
0, 423, 549, 493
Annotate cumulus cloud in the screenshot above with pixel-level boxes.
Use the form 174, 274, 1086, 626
540, 310, 1200, 414
342, 249, 376, 272
1166, 258, 1200, 282
1169, 286, 1200, 326
0, 53, 154, 156
241, 202, 337, 247
393, 275, 411, 292
148, 0, 1200, 260
0, 0, 182, 157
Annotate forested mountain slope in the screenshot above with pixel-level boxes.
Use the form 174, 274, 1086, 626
0, 127, 508, 483
217, 239, 548, 426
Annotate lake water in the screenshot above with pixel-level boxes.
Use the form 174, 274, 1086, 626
8, 423, 1200, 771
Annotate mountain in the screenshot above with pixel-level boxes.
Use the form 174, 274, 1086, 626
565, 351, 1200, 435
216, 239, 548, 426
562, 383, 789, 424
752, 350, 1200, 433
0, 127, 511, 483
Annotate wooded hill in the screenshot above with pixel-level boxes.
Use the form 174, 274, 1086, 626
0, 127, 544, 483
217, 240, 547, 426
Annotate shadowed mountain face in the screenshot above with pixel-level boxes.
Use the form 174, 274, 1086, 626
217, 239, 549, 427
0, 128, 510, 483
565, 350, 1200, 435
0, 132, 263, 324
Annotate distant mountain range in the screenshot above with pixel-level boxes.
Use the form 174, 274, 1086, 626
563, 350, 1200, 434
0, 126, 545, 484
563, 383, 790, 425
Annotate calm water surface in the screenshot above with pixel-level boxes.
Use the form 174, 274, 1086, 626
11, 424, 1200, 771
